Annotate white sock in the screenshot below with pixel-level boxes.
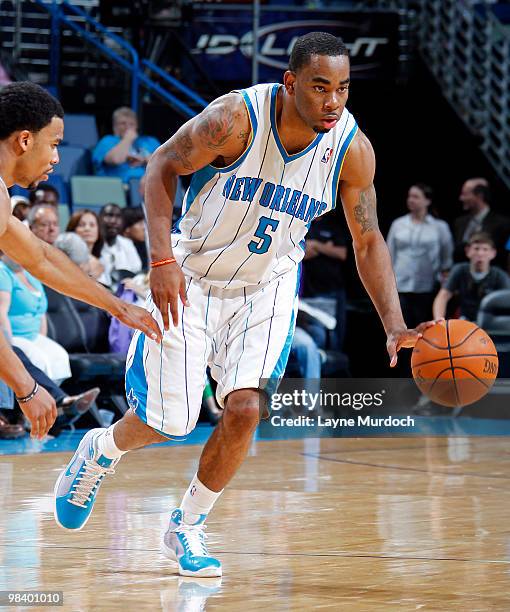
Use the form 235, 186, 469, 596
96, 425, 127, 460
180, 473, 223, 524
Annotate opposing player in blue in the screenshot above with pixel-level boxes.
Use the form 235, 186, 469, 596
55, 32, 432, 576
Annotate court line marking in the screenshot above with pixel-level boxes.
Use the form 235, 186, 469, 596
2, 543, 509, 564
302, 452, 510, 481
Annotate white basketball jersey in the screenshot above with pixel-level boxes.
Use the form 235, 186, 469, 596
172, 83, 358, 288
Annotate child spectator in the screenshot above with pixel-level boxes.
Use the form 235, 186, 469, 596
433, 232, 510, 321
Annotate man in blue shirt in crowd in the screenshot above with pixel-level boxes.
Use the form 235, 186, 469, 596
92, 107, 160, 184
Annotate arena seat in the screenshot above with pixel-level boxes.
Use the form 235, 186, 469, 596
128, 177, 142, 207
46, 173, 70, 206
45, 287, 128, 413
71, 175, 127, 208
58, 204, 70, 231
62, 114, 99, 150
477, 289, 510, 377
58, 145, 91, 183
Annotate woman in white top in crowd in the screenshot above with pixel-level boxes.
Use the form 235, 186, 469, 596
387, 183, 453, 328
0, 254, 71, 383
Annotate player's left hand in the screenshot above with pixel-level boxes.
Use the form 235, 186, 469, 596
387, 319, 444, 367
114, 300, 162, 343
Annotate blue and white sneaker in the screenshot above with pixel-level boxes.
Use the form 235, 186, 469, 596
161, 508, 222, 577
54, 428, 118, 531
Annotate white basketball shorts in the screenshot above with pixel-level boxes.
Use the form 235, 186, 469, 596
125, 265, 299, 438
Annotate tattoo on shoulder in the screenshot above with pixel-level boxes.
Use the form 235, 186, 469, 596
353, 185, 378, 235
238, 128, 250, 148
163, 133, 194, 171
197, 103, 237, 151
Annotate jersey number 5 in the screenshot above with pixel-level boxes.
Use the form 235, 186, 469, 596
248, 216, 280, 255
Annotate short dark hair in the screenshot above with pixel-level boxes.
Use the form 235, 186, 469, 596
412, 183, 434, 201
289, 32, 349, 73
100, 203, 122, 217
472, 183, 491, 204
468, 232, 495, 248
0, 81, 64, 140
122, 206, 144, 230
28, 183, 59, 204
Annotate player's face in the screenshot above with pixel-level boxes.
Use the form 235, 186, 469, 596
289, 54, 350, 134
16, 117, 63, 189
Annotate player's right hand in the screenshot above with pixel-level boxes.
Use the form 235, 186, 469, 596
150, 262, 189, 330
19, 385, 57, 440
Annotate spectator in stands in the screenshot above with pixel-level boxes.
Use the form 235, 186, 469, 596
28, 183, 59, 208
0, 345, 100, 438
66, 209, 105, 280
92, 106, 160, 184
289, 326, 322, 382
11, 196, 30, 222
122, 206, 148, 270
453, 178, 510, 266
302, 211, 347, 351
433, 232, 510, 321
55, 232, 92, 275
387, 183, 453, 328
99, 203, 142, 289
0, 254, 71, 383
0, 367, 24, 438
28, 204, 59, 245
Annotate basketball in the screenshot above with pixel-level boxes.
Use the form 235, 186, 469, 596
411, 320, 498, 407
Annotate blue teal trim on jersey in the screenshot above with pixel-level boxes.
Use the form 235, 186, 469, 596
174, 166, 218, 234
265, 307, 296, 398
295, 261, 302, 296
240, 89, 258, 134
331, 122, 358, 209
264, 266, 300, 397
209, 90, 259, 174
270, 84, 324, 163
125, 331, 148, 425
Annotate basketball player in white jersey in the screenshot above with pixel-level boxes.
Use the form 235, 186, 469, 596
0, 82, 161, 439
55, 33, 434, 575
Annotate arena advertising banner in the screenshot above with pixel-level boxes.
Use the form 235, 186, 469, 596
186, 9, 399, 82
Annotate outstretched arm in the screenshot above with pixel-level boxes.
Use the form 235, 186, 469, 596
339, 131, 431, 365
0, 215, 161, 342
0, 332, 57, 439
146, 92, 251, 329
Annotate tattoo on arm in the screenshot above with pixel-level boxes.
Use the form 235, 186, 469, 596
238, 129, 250, 148
353, 184, 378, 235
163, 133, 194, 171
197, 105, 235, 151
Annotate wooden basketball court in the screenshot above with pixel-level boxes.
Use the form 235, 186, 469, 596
1, 435, 509, 610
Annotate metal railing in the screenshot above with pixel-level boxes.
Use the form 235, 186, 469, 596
31, 0, 206, 117
361, 0, 510, 190
417, 0, 510, 189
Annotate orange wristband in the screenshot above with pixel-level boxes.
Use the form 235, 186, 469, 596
151, 257, 176, 268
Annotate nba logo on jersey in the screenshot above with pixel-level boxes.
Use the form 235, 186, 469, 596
321, 147, 334, 163
190, 485, 197, 497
